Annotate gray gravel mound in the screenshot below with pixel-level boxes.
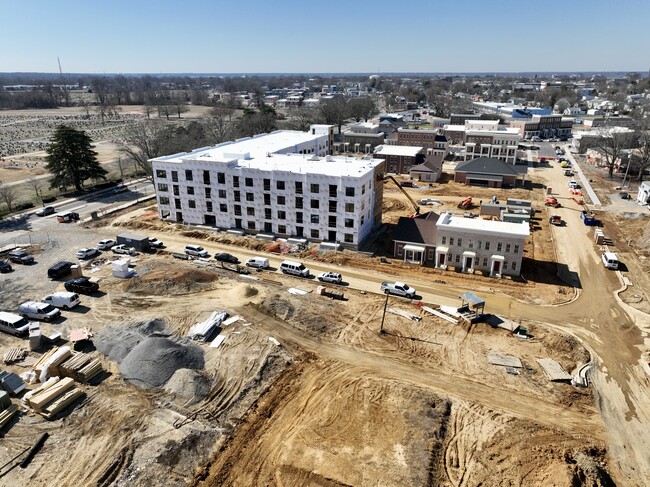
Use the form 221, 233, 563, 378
120, 337, 204, 388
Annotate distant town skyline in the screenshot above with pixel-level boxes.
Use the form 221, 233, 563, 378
2, 0, 648, 74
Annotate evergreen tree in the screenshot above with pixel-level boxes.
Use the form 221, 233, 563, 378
45, 125, 106, 191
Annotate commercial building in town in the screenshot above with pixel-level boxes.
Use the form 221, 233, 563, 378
151, 125, 384, 248
443, 120, 521, 163
510, 114, 573, 140
454, 157, 528, 188
373, 144, 425, 174
396, 128, 449, 157
340, 122, 385, 153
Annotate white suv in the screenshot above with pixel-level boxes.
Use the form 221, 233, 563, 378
184, 245, 209, 258
76, 248, 100, 259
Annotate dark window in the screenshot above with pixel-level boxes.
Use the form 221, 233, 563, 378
206, 201, 213, 212
296, 212, 303, 224
277, 195, 285, 205
248, 221, 256, 230
311, 229, 319, 238
188, 200, 196, 209
277, 210, 286, 220
245, 177, 253, 187
311, 214, 319, 224
295, 181, 303, 194
217, 172, 225, 184
159, 196, 170, 205
205, 187, 211, 199
234, 191, 240, 202
234, 205, 242, 216
218, 189, 226, 198
345, 218, 354, 228
277, 180, 285, 190
295, 197, 303, 209
175, 199, 181, 209
171, 171, 178, 182
310, 183, 319, 194
264, 222, 272, 232
264, 193, 271, 205
345, 203, 354, 212
220, 203, 227, 212
158, 183, 168, 192
328, 215, 337, 228
246, 192, 254, 202
329, 201, 337, 212
345, 187, 355, 197
277, 224, 286, 234
233, 175, 239, 187
263, 178, 271, 191
187, 186, 194, 195
203, 170, 211, 185
156, 169, 167, 179
310, 199, 319, 209
296, 226, 304, 236
185, 169, 193, 181
329, 184, 337, 197
265, 208, 272, 220
344, 233, 353, 243
246, 207, 255, 216
173, 185, 179, 196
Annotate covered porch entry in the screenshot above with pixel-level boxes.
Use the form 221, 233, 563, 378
490, 255, 505, 277
403, 244, 426, 264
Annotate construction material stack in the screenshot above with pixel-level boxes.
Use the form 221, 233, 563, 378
58, 353, 103, 383
0, 390, 18, 429
24, 377, 84, 419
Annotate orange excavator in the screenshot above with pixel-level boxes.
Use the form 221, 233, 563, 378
544, 196, 561, 208
457, 197, 473, 210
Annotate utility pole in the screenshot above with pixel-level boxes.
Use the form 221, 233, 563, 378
380, 291, 389, 334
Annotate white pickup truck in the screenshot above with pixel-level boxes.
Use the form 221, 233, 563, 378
380, 281, 417, 298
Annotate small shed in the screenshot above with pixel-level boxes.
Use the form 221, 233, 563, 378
458, 292, 486, 322
117, 233, 150, 252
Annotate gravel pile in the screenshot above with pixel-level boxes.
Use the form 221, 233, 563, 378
96, 319, 204, 389
164, 369, 212, 406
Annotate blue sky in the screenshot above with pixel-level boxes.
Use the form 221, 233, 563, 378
1, 0, 648, 73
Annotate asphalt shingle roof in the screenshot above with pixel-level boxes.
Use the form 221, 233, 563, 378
455, 157, 527, 176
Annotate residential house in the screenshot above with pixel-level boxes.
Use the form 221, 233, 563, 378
373, 145, 425, 174
392, 212, 439, 264
409, 154, 444, 182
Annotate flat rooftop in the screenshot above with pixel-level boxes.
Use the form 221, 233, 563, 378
154, 150, 383, 178
374, 145, 423, 157
437, 212, 529, 237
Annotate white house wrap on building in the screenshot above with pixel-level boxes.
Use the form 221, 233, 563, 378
150, 125, 385, 248
434, 212, 529, 277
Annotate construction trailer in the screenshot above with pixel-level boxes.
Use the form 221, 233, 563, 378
580, 210, 597, 226
116, 233, 150, 252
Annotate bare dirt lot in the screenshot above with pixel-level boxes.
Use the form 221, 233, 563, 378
0, 240, 612, 486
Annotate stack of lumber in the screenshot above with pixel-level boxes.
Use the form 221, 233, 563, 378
3, 348, 28, 364
32, 346, 72, 383
0, 403, 18, 429
58, 352, 103, 383
26, 377, 84, 419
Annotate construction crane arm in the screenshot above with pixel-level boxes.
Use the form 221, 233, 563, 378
382, 175, 420, 215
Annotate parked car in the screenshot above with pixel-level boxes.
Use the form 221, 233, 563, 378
419, 198, 441, 206
48, 261, 74, 279
184, 245, 209, 258
64, 277, 99, 295
41, 291, 80, 310
97, 239, 116, 250
112, 244, 136, 255
317, 272, 343, 284
214, 252, 238, 263
245, 256, 270, 269
619, 192, 630, 200
112, 184, 129, 193
148, 237, 164, 248
56, 211, 80, 223
8, 248, 34, 264
279, 260, 310, 277
76, 247, 100, 259
380, 281, 417, 298
19, 301, 61, 321
0, 260, 12, 273
35, 205, 56, 217
0, 311, 30, 337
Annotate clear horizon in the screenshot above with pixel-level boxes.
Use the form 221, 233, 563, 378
2, 0, 648, 73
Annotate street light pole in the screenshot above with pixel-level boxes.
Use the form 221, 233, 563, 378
622, 152, 632, 189
380, 291, 389, 335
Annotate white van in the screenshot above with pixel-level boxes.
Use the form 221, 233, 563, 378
184, 244, 209, 258
568, 179, 579, 189
602, 252, 619, 270
245, 256, 270, 269
0, 311, 31, 336
280, 260, 310, 277
41, 291, 81, 310
18, 301, 61, 321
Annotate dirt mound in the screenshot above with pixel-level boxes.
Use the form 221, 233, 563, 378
96, 319, 205, 389
124, 267, 219, 295
383, 198, 408, 212
164, 368, 212, 406
261, 295, 295, 321
227, 283, 259, 302
120, 337, 204, 388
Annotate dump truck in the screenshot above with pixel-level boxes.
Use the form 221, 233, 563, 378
581, 210, 597, 226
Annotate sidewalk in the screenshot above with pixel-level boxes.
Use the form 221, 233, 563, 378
563, 144, 601, 207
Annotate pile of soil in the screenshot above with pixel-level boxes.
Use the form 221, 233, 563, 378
164, 369, 212, 406
227, 283, 259, 302
123, 267, 219, 295
96, 319, 205, 389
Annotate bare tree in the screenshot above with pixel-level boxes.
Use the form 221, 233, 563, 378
204, 104, 236, 143
0, 182, 18, 213
119, 122, 169, 180
286, 107, 318, 132
346, 97, 377, 122
634, 123, 650, 181
319, 98, 348, 133
592, 130, 638, 178
116, 156, 127, 181
26, 177, 46, 205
